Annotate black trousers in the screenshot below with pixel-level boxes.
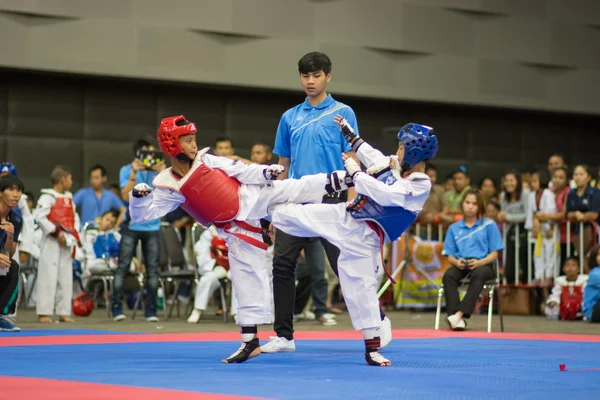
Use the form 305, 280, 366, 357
0, 260, 19, 315
504, 224, 527, 284
592, 299, 600, 323
443, 264, 494, 319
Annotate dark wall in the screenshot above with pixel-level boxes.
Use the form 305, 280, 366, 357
1, 70, 599, 197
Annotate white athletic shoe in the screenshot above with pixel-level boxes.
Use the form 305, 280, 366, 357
187, 309, 202, 324
260, 336, 296, 353
317, 315, 337, 326
446, 314, 466, 331
379, 316, 392, 350
113, 314, 126, 322
146, 316, 160, 323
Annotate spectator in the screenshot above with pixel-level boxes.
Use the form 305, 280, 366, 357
440, 169, 471, 225
250, 142, 274, 165
442, 189, 504, 331
73, 165, 126, 227
545, 257, 588, 320
583, 244, 600, 322
111, 136, 166, 322
0, 174, 25, 332
214, 136, 235, 157
263, 51, 363, 353
526, 170, 557, 286
24, 191, 35, 212
478, 177, 498, 204
34, 166, 79, 324
108, 183, 122, 200
498, 170, 529, 284
521, 172, 532, 192
419, 163, 445, 227
565, 165, 600, 262
536, 167, 572, 268
443, 174, 454, 193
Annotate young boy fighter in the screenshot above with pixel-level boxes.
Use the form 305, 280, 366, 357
269, 117, 438, 366
130, 115, 341, 363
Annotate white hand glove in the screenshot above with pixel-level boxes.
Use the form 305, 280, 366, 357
264, 165, 285, 180
344, 157, 361, 179
132, 183, 152, 198
366, 157, 391, 176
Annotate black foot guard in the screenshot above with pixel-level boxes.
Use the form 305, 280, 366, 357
365, 351, 391, 367
222, 338, 261, 363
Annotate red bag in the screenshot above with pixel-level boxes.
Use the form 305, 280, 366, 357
559, 285, 583, 320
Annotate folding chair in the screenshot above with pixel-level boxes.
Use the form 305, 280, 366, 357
159, 224, 196, 320
434, 261, 504, 333
18, 258, 37, 309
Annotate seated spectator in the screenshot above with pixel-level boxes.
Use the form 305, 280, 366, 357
583, 245, 600, 323
0, 174, 25, 332
188, 225, 230, 323
498, 170, 529, 284
74, 165, 126, 227
545, 257, 588, 320
565, 165, 600, 263
251, 142, 274, 165
440, 169, 471, 225
442, 189, 504, 331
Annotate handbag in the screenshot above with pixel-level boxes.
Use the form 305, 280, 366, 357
499, 284, 536, 315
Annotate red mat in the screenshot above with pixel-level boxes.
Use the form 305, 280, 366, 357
1, 329, 598, 347
0, 377, 265, 400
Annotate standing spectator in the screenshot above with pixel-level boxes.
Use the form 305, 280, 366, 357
478, 177, 498, 204
443, 174, 454, 193
536, 167, 572, 268
548, 154, 567, 176
442, 189, 504, 331
0, 174, 25, 332
34, 166, 79, 324
440, 169, 471, 225
73, 165, 126, 227
250, 142, 273, 165
583, 245, 600, 322
565, 165, 600, 262
111, 137, 166, 322
108, 183, 122, 200
214, 137, 235, 157
263, 51, 384, 354
419, 163, 445, 227
498, 171, 530, 284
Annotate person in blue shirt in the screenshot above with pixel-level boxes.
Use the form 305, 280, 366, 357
263, 51, 368, 354
73, 164, 126, 227
0, 174, 25, 332
442, 189, 504, 331
583, 244, 600, 322
565, 164, 600, 258
110, 136, 166, 322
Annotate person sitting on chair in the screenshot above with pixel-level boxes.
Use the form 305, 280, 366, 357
442, 189, 504, 331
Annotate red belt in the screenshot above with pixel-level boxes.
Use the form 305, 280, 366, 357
366, 221, 396, 284
214, 220, 268, 250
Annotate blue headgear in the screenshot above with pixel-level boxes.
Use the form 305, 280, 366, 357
0, 162, 17, 176
397, 124, 438, 170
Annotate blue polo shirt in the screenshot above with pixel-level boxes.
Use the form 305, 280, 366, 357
443, 218, 504, 259
73, 187, 124, 225
119, 164, 160, 232
566, 185, 600, 223
273, 94, 358, 179
582, 267, 600, 321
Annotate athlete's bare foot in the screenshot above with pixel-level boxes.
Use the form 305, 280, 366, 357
38, 316, 53, 324
59, 316, 75, 323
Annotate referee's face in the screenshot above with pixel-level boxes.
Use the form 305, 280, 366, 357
462, 194, 478, 218
300, 70, 330, 98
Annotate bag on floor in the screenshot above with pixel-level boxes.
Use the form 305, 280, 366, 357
499, 284, 536, 315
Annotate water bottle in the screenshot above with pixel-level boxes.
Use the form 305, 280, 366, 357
157, 287, 164, 311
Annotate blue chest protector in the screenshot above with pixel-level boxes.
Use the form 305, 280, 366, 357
93, 232, 120, 259
349, 170, 418, 242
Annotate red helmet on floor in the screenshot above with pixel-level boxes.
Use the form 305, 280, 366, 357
157, 115, 197, 158
210, 236, 230, 270
72, 292, 95, 317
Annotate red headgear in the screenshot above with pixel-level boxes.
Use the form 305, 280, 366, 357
157, 115, 197, 158
72, 292, 95, 317
210, 236, 229, 270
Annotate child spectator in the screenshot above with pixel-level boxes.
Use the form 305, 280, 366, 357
34, 166, 80, 324
250, 142, 273, 165
545, 257, 588, 320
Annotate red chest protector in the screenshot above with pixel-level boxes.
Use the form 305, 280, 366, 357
560, 285, 583, 320
178, 165, 241, 227
46, 192, 76, 232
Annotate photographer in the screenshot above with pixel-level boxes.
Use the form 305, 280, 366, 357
111, 136, 166, 322
0, 174, 25, 332
442, 189, 504, 331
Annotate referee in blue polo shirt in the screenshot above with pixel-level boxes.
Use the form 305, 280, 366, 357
442, 189, 504, 331
262, 52, 362, 353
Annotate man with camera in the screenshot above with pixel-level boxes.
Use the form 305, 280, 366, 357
111, 136, 166, 322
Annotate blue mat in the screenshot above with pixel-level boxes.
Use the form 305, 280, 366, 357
3, 329, 141, 337
1, 338, 598, 399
